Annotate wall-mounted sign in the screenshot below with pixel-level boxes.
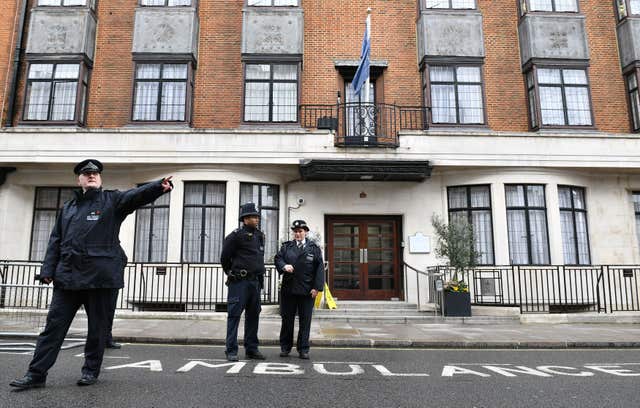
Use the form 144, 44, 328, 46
409, 233, 430, 254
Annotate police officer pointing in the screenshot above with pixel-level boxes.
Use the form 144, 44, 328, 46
10, 159, 172, 389
220, 203, 267, 361
274, 220, 324, 359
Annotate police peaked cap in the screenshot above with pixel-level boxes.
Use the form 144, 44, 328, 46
239, 202, 260, 221
291, 220, 309, 231
73, 159, 103, 175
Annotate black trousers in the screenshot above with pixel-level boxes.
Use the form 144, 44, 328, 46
279, 293, 314, 354
106, 288, 120, 344
225, 279, 261, 355
28, 287, 116, 379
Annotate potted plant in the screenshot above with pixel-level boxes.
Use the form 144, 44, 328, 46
431, 215, 479, 317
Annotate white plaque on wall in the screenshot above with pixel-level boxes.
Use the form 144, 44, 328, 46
408, 233, 430, 254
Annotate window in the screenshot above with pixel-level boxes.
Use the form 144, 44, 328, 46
424, 0, 476, 9
526, 67, 593, 129
23, 63, 89, 124
134, 189, 171, 262
244, 63, 298, 123
447, 185, 495, 265
506, 185, 550, 265
240, 183, 279, 262
425, 65, 485, 125
519, 0, 578, 15
140, 0, 192, 5
558, 186, 590, 265
616, 0, 640, 19
30, 187, 76, 261
182, 182, 226, 263
248, 0, 298, 5
626, 71, 640, 131
634, 193, 640, 255
132, 63, 192, 122
344, 80, 375, 138
38, 0, 94, 7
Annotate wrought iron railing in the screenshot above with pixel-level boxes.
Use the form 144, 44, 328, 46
299, 103, 428, 147
0, 260, 280, 312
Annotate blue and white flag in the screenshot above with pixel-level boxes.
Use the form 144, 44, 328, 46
351, 12, 371, 97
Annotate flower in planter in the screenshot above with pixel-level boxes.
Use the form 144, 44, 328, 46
443, 278, 469, 293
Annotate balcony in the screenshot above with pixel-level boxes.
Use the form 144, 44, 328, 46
299, 103, 427, 148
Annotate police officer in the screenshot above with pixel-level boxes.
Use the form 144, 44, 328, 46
105, 289, 121, 349
220, 202, 266, 362
274, 220, 324, 359
10, 159, 173, 389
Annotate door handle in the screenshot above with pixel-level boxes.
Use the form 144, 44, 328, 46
363, 249, 368, 264
359, 249, 364, 264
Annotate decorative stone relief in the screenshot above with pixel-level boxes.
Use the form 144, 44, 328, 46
26, 9, 96, 61
617, 18, 640, 70
242, 9, 303, 54
518, 15, 589, 66
417, 12, 485, 62
132, 8, 199, 59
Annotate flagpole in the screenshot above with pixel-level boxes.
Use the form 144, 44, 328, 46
364, 8, 371, 105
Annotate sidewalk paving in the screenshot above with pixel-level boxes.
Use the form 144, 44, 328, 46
2, 308, 640, 349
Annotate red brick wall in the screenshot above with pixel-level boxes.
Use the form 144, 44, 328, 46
0, 1, 633, 133
0, 0, 21, 125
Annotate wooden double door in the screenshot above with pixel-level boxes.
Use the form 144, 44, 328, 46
326, 215, 402, 300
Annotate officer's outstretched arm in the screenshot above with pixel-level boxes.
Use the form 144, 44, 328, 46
116, 179, 170, 215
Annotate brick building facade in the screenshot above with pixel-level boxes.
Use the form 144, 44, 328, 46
1, 0, 640, 306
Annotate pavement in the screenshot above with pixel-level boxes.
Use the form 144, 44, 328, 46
2, 306, 640, 349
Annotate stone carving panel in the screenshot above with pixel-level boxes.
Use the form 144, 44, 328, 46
417, 12, 485, 61
518, 15, 589, 66
617, 18, 640, 70
133, 8, 199, 58
242, 9, 303, 55
26, 9, 97, 61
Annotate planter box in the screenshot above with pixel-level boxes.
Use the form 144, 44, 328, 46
443, 291, 471, 317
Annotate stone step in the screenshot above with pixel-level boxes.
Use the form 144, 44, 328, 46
320, 301, 418, 310
261, 313, 520, 324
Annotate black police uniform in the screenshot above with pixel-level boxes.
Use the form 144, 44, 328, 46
274, 238, 324, 355
220, 223, 266, 357
24, 180, 168, 383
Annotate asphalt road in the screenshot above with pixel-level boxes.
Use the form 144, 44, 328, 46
2, 341, 639, 408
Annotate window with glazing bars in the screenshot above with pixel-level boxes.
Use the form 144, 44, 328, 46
134, 188, 171, 262
506, 185, 550, 265
626, 71, 640, 131
244, 63, 298, 122
23, 63, 88, 123
428, 65, 484, 125
132, 63, 190, 122
634, 193, 640, 255
558, 186, 591, 265
140, 0, 192, 5
240, 183, 279, 262
424, 0, 475, 9
447, 185, 495, 265
182, 182, 226, 263
38, 0, 94, 6
526, 67, 592, 128
248, 0, 298, 5
615, 0, 640, 19
30, 187, 76, 261
519, 0, 578, 14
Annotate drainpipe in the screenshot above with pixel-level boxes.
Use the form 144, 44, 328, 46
4, 0, 28, 127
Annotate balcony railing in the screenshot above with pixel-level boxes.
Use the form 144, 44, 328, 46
299, 103, 428, 148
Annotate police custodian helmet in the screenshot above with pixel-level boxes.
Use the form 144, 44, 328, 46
238, 202, 260, 221
73, 159, 103, 175
291, 220, 309, 231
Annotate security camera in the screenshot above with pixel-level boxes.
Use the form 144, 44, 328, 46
296, 197, 305, 205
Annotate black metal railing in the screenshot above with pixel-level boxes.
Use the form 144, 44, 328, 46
299, 103, 428, 148
0, 260, 280, 312
427, 265, 640, 314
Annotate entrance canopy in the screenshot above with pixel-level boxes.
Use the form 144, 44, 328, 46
299, 159, 432, 182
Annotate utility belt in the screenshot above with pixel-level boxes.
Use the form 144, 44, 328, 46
226, 269, 258, 285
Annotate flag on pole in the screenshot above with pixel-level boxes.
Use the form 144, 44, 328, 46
351, 10, 371, 97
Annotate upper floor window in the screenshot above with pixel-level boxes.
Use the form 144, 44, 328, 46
244, 63, 298, 123
616, 0, 640, 19
38, 0, 94, 7
140, 0, 193, 6
132, 63, 192, 123
248, 0, 298, 5
519, 0, 579, 15
424, 65, 485, 125
558, 186, 590, 265
626, 70, 640, 132
30, 187, 76, 261
424, 0, 476, 9
526, 67, 593, 129
23, 62, 89, 125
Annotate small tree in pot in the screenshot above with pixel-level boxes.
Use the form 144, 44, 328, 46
431, 215, 480, 316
